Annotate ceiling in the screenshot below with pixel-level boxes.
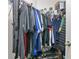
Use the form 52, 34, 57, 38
23, 0, 59, 10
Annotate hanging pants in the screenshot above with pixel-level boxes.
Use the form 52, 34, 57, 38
48, 26, 55, 47
53, 31, 60, 46
24, 32, 28, 57
32, 32, 42, 56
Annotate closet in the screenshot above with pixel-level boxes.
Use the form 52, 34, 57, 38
12, 0, 66, 59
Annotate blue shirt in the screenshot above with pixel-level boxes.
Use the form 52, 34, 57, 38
33, 9, 41, 33
52, 18, 61, 32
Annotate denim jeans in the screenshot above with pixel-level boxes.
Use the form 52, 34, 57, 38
32, 31, 42, 56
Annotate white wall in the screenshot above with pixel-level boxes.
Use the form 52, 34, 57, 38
8, 3, 15, 59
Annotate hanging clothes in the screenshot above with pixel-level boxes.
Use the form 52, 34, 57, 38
46, 11, 55, 46
13, 1, 66, 58
37, 10, 44, 49
34, 9, 42, 33
32, 8, 42, 56
60, 15, 65, 29
18, 3, 30, 59
57, 15, 66, 56
52, 15, 61, 45
42, 14, 49, 46
24, 32, 28, 57
28, 6, 36, 55
28, 6, 35, 32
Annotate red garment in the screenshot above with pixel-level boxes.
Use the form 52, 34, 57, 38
48, 25, 52, 31
24, 32, 28, 58
48, 25, 52, 28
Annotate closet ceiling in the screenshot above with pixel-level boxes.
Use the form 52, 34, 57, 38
23, 0, 59, 10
